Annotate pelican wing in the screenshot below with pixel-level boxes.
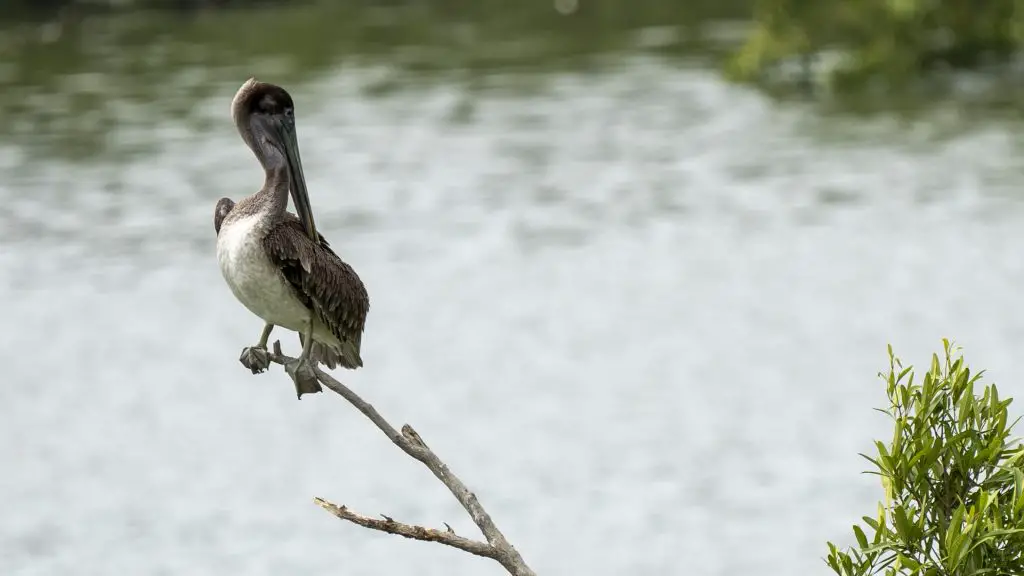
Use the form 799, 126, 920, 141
262, 219, 369, 366
214, 198, 235, 234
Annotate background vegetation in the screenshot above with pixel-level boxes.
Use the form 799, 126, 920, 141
729, 0, 1023, 99
2, 0, 1022, 107
828, 342, 1024, 575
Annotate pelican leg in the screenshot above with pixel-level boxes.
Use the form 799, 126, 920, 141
284, 319, 323, 399
239, 323, 274, 374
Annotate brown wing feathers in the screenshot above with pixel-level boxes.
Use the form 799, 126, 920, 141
214, 198, 235, 234
262, 219, 369, 367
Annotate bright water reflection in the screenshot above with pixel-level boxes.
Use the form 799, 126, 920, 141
2, 10, 1024, 576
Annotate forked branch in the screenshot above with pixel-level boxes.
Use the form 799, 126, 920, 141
268, 341, 536, 576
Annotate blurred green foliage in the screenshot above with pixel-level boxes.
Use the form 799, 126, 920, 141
827, 340, 1024, 575
729, 0, 1022, 93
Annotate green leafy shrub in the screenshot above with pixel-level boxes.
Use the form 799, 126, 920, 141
827, 340, 1024, 575
729, 0, 1022, 94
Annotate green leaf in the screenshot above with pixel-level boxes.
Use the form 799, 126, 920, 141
842, 553, 854, 574
898, 366, 913, 383
893, 506, 912, 544
947, 530, 973, 571
907, 444, 932, 469
945, 505, 965, 552
1014, 468, 1024, 513
898, 553, 921, 571
852, 524, 869, 549
860, 453, 888, 474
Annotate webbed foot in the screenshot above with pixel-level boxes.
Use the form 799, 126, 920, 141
284, 356, 322, 399
239, 345, 271, 374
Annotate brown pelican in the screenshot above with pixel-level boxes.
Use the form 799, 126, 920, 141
214, 78, 369, 398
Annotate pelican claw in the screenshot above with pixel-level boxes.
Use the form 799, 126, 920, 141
284, 357, 322, 398
239, 346, 270, 374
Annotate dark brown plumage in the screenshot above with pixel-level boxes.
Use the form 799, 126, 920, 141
262, 218, 369, 369
214, 197, 234, 234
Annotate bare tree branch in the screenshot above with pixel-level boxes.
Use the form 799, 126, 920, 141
269, 341, 537, 576
313, 498, 497, 558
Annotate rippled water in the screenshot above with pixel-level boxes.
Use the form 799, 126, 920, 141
3, 15, 1024, 575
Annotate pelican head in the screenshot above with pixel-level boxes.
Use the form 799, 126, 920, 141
231, 77, 317, 240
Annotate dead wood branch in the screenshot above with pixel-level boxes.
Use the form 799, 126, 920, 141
313, 498, 497, 557
268, 341, 536, 576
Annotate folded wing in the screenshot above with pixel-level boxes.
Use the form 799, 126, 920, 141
262, 218, 369, 368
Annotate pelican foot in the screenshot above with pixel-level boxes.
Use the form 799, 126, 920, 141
284, 357, 323, 399
239, 346, 271, 374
